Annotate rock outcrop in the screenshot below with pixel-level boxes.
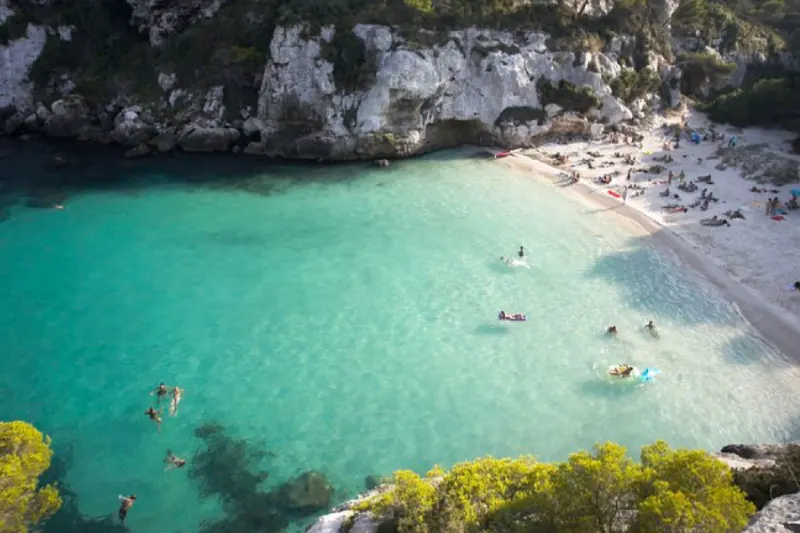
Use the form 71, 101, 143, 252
276, 471, 334, 513
256, 25, 634, 159
742, 493, 800, 533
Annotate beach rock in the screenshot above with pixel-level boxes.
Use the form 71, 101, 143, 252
742, 493, 800, 533
277, 471, 334, 512
351, 514, 382, 533
243, 141, 265, 155
150, 132, 177, 152
112, 107, 157, 146
124, 143, 152, 158
178, 126, 239, 152
305, 511, 354, 533
44, 95, 90, 137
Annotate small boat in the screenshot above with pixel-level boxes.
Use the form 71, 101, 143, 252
607, 364, 641, 379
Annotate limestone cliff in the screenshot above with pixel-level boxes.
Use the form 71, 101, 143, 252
0, 0, 780, 160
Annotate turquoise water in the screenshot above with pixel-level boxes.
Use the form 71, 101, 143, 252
1, 148, 800, 532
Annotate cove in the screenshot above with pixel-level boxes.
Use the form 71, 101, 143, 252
1, 148, 799, 533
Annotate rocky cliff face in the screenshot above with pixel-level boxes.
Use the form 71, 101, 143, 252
0, 0, 692, 160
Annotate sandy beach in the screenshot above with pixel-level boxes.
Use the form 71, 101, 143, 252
492, 111, 800, 359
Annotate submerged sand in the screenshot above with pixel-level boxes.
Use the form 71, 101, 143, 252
491, 113, 800, 360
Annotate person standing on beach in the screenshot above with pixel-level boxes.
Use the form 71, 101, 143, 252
118, 495, 136, 525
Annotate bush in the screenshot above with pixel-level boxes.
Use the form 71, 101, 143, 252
610, 68, 661, 103
0, 421, 62, 533
537, 79, 601, 114
701, 76, 800, 132
364, 441, 755, 533
678, 52, 737, 96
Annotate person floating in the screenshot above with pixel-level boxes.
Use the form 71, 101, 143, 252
151, 383, 169, 405
169, 386, 184, 417
145, 407, 162, 432
164, 450, 186, 470
118, 494, 136, 525
607, 325, 618, 336
518, 246, 524, 258
795, 281, 800, 291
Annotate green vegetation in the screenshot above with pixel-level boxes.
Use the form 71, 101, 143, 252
494, 106, 546, 127
678, 52, 738, 96
0, 421, 62, 533
701, 76, 800, 131
537, 79, 601, 114
363, 441, 755, 533
609, 68, 661, 103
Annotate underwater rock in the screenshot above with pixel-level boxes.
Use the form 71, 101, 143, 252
277, 471, 334, 513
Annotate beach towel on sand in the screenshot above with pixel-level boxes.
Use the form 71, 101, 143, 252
772, 215, 785, 221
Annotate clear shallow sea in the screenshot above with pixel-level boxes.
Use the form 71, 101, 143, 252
1, 146, 799, 533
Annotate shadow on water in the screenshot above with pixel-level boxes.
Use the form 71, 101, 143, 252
41, 447, 130, 533
0, 138, 492, 221
578, 378, 643, 399
585, 234, 733, 327
190, 421, 340, 533
722, 332, 792, 367
474, 323, 510, 335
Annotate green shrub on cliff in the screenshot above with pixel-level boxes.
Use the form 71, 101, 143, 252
537, 79, 601, 114
364, 441, 755, 533
0, 421, 62, 533
700, 76, 800, 132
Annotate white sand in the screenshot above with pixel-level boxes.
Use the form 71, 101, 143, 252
491, 111, 800, 358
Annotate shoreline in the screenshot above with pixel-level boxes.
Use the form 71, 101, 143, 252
493, 144, 800, 361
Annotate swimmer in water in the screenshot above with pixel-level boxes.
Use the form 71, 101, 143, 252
607, 325, 618, 336
169, 386, 184, 416
145, 407, 162, 432
164, 450, 187, 470
118, 494, 136, 525
150, 383, 169, 405
645, 320, 659, 338
518, 246, 524, 258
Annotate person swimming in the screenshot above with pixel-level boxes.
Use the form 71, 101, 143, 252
607, 325, 618, 335
794, 281, 800, 290
164, 450, 186, 470
145, 407, 162, 432
169, 387, 184, 416
118, 494, 136, 525
151, 383, 169, 405
518, 246, 524, 258
645, 320, 659, 337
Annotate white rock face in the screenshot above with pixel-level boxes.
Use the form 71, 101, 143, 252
0, 24, 47, 111
257, 24, 633, 158
742, 493, 800, 533
305, 511, 354, 533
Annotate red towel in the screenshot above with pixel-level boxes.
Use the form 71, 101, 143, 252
607, 190, 621, 198
772, 215, 785, 221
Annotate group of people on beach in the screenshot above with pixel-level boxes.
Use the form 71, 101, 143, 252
118, 383, 187, 525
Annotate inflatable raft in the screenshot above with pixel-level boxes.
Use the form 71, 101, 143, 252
607, 364, 641, 379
